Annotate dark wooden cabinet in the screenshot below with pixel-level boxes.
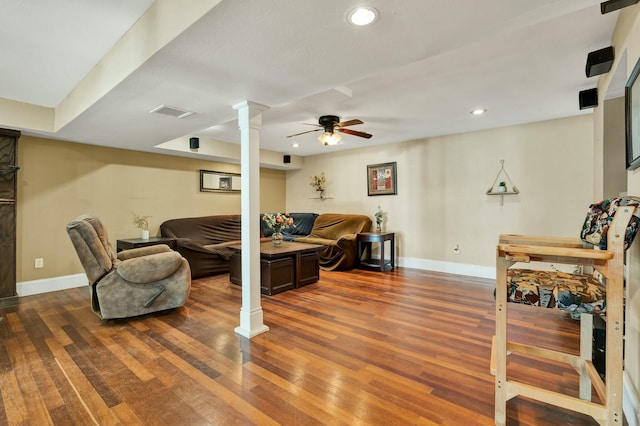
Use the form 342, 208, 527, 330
0, 128, 20, 307
229, 242, 322, 295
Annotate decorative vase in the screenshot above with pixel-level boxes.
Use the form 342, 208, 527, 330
141, 229, 149, 240
498, 185, 506, 193
376, 221, 382, 232
272, 232, 283, 247
317, 189, 325, 199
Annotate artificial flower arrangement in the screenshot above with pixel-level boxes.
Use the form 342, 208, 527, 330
309, 172, 326, 192
132, 212, 151, 231
262, 212, 294, 234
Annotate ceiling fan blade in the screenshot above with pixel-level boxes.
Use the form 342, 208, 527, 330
338, 128, 372, 139
299, 122, 322, 127
337, 119, 363, 127
286, 128, 322, 138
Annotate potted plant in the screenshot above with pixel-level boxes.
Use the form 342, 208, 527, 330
497, 181, 507, 193
132, 212, 151, 240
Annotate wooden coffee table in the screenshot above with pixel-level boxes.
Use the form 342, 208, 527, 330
229, 241, 323, 295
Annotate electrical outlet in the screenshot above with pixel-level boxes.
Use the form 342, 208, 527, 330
35, 258, 44, 268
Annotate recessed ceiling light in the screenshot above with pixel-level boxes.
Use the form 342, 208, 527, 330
291, 143, 300, 148
347, 7, 378, 26
470, 108, 487, 116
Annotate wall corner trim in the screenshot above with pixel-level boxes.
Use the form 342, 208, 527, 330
624, 371, 640, 426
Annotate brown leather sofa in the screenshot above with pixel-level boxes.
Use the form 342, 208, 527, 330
161, 212, 371, 277
160, 215, 242, 278
294, 213, 372, 271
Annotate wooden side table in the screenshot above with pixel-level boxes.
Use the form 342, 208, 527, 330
116, 237, 177, 252
357, 232, 395, 271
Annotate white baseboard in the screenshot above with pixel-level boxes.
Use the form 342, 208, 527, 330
625, 372, 640, 426
19, 259, 491, 296
17, 273, 87, 297
398, 256, 496, 279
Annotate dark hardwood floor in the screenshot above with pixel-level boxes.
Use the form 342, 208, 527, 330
0, 268, 610, 425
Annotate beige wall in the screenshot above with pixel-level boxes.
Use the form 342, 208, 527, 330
287, 115, 594, 271
596, 3, 640, 417
16, 136, 286, 283
603, 97, 628, 198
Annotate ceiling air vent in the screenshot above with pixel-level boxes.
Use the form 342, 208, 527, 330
149, 105, 194, 119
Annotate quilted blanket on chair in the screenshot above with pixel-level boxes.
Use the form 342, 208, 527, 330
506, 269, 606, 318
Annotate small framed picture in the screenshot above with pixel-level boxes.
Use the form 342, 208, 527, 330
219, 176, 231, 190
367, 162, 397, 196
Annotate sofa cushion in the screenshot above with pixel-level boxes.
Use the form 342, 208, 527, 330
580, 196, 640, 250
261, 212, 318, 241
295, 213, 372, 270
117, 251, 183, 283
506, 269, 606, 319
305, 213, 371, 240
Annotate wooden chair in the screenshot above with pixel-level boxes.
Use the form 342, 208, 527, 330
491, 200, 639, 425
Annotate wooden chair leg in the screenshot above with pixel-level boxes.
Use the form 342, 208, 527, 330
579, 313, 593, 401
494, 256, 512, 426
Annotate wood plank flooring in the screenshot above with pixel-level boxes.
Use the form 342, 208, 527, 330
0, 268, 613, 425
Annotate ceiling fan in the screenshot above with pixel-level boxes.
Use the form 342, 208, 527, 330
286, 115, 373, 145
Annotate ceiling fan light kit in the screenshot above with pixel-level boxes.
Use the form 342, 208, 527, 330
287, 114, 373, 146
318, 132, 342, 146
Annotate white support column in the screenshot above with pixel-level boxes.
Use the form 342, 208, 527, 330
233, 100, 269, 339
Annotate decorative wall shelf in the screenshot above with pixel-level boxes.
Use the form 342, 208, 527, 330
309, 189, 332, 199
486, 160, 519, 206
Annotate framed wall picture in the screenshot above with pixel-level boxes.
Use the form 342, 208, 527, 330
367, 162, 397, 196
626, 56, 640, 171
200, 170, 241, 193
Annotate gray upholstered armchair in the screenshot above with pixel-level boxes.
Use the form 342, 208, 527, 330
66, 215, 191, 319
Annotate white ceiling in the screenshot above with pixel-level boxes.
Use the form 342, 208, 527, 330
0, 0, 625, 160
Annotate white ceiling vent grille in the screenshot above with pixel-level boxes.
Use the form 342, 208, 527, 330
149, 105, 194, 119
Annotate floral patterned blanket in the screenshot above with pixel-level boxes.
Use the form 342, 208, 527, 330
506, 269, 606, 319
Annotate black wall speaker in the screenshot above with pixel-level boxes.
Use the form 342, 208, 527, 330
283, 154, 291, 164
601, 0, 639, 14
586, 46, 614, 77
189, 137, 199, 150
579, 88, 598, 110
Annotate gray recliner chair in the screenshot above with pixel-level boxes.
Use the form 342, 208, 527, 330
66, 215, 191, 319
